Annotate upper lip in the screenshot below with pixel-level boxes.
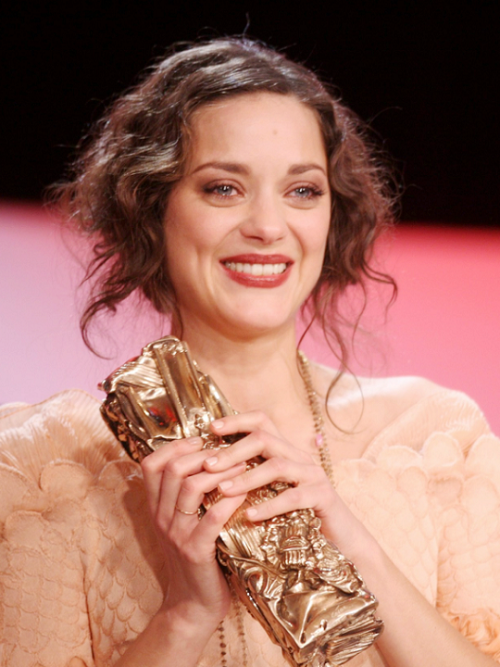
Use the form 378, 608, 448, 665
220, 253, 293, 264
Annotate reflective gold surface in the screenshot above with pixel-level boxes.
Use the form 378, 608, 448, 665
100, 336, 383, 666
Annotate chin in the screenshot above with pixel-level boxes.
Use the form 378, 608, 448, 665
220, 310, 298, 340
180, 290, 304, 341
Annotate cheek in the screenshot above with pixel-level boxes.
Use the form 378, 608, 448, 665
165, 194, 222, 254
164, 209, 202, 257
164, 220, 218, 294
307, 212, 331, 254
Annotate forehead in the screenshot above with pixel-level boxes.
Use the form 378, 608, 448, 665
184, 92, 326, 167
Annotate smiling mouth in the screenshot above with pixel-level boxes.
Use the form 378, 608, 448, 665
223, 261, 288, 276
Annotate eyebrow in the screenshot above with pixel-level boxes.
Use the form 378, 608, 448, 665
288, 163, 327, 176
192, 162, 250, 175
191, 161, 327, 176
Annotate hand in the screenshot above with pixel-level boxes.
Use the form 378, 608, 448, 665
192, 412, 499, 667
140, 436, 248, 630
204, 410, 378, 559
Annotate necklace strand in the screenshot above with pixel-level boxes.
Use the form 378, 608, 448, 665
217, 581, 249, 667
218, 351, 334, 665
298, 350, 335, 486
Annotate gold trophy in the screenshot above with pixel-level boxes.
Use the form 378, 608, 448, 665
100, 336, 383, 666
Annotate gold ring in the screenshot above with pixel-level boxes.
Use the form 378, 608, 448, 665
175, 504, 198, 515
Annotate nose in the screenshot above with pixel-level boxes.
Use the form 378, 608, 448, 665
239, 192, 287, 245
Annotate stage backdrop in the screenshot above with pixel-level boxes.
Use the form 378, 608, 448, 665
1, 202, 499, 434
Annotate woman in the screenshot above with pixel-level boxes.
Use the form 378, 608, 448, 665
1, 38, 499, 667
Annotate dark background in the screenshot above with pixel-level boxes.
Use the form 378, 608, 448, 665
2, 1, 498, 225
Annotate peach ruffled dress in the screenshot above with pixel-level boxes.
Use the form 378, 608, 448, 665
1, 385, 500, 666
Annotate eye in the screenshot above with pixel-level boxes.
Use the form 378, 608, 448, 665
290, 185, 325, 200
204, 183, 238, 198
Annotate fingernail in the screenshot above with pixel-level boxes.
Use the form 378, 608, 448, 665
246, 508, 257, 518
187, 437, 201, 445
205, 456, 218, 466
219, 480, 233, 491
212, 420, 224, 430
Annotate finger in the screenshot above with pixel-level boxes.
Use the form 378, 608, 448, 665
211, 410, 283, 439
245, 483, 336, 523
204, 429, 310, 472
165, 494, 248, 576
190, 494, 248, 547
169, 461, 248, 524
217, 457, 322, 497
153, 451, 226, 525
141, 437, 205, 511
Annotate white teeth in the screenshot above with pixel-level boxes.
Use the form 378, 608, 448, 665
251, 264, 263, 276
224, 262, 287, 276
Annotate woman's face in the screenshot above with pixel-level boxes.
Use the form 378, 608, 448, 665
164, 92, 331, 340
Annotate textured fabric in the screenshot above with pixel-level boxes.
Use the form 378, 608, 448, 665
1, 386, 500, 666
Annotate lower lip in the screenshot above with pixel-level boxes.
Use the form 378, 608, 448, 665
221, 263, 292, 288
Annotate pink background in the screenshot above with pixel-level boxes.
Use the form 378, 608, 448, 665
1, 202, 499, 434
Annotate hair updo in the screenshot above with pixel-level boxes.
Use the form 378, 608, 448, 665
54, 36, 396, 362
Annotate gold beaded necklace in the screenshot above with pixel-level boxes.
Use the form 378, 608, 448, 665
298, 350, 335, 486
217, 584, 249, 667
217, 351, 334, 666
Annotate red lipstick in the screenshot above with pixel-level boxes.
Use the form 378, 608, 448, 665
221, 254, 292, 264
220, 254, 293, 288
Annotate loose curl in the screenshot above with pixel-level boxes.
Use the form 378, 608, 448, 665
53, 37, 397, 365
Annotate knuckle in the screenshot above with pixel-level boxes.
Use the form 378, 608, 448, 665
254, 410, 268, 423
253, 428, 268, 442
164, 458, 185, 478
248, 410, 269, 428
205, 502, 230, 525
270, 457, 287, 475
140, 455, 158, 475
285, 485, 303, 504
182, 476, 199, 495
203, 506, 222, 525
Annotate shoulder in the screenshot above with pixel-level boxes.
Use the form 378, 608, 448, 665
0, 391, 154, 666
310, 363, 492, 458
312, 361, 441, 403
0, 389, 127, 491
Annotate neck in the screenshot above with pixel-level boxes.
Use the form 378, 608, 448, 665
171, 317, 306, 418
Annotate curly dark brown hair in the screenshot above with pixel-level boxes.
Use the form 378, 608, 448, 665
54, 36, 397, 362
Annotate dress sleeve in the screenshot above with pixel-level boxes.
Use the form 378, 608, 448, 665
386, 389, 500, 661
429, 403, 500, 661
336, 387, 500, 663
0, 391, 123, 667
